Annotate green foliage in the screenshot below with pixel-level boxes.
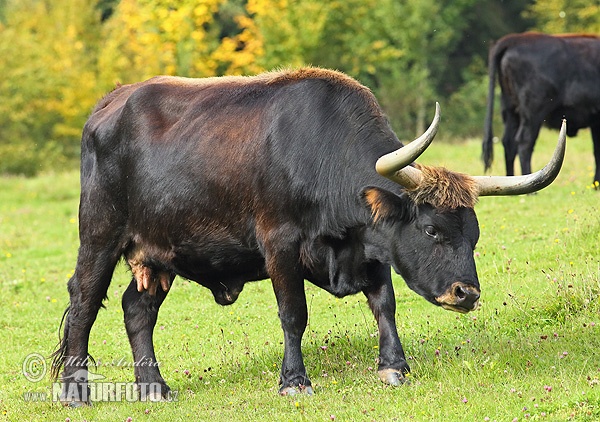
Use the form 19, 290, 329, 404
0, 0, 580, 175
0, 0, 103, 175
526, 0, 600, 33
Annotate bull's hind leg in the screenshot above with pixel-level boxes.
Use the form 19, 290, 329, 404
122, 271, 174, 401
51, 165, 127, 406
516, 118, 542, 176
501, 110, 519, 176
363, 263, 409, 386
591, 123, 600, 187
52, 242, 123, 407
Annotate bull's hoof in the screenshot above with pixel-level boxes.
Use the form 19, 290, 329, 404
58, 384, 92, 407
279, 384, 314, 396
61, 399, 91, 408
138, 383, 171, 402
378, 368, 409, 386
142, 391, 167, 402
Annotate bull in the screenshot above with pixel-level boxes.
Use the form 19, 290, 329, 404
52, 68, 566, 406
482, 32, 600, 185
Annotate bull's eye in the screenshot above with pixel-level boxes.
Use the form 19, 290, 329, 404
424, 225, 438, 238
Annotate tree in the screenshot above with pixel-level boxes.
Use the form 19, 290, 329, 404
0, 0, 103, 175
526, 0, 600, 33
98, 0, 263, 84
242, 0, 479, 138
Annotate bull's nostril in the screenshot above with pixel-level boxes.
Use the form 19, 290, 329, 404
455, 285, 466, 300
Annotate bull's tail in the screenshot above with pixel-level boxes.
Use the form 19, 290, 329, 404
482, 40, 500, 172
50, 305, 70, 380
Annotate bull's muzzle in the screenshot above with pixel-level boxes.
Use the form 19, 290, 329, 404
436, 282, 480, 313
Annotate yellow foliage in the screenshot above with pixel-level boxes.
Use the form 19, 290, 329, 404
98, 0, 226, 82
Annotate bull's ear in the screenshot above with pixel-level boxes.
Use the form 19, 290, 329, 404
361, 187, 409, 223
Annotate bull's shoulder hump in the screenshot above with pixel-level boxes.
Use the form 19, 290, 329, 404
265, 67, 369, 90
141, 68, 371, 92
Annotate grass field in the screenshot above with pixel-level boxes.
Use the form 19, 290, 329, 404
0, 128, 599, 421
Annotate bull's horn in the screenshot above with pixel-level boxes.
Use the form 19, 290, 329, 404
474, 120, 566, 196
375, 102, 440, 188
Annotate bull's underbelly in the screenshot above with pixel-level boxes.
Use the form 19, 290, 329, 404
124, 231, 268, 303
123, 229, 373, 304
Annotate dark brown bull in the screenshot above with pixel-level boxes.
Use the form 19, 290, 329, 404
52, 68, 566, 406
482, 32, 600, 185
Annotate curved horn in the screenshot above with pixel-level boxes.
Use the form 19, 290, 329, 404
474, 120, 567, 196
375, 102, 440, 188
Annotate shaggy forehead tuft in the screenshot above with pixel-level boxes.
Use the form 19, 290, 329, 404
406, 164, 479, 209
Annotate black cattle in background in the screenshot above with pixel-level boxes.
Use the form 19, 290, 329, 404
483, 32, 600, 185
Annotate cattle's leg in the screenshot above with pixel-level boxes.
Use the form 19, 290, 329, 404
52, 244, 122, 407
363, 264, 408, 386
122, 272, 174, 401
501, 110, 519, 176
591, 123, 600, 187
516, 119, 542, 175
264, 236, 312, 395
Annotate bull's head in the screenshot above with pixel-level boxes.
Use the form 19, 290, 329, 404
366, 103, 566, 313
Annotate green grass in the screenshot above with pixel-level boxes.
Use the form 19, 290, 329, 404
1, 128, 599, 421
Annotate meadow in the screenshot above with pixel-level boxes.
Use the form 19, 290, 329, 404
0, 128, 598, 421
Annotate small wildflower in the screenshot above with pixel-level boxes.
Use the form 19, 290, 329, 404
462, 397, 468, 403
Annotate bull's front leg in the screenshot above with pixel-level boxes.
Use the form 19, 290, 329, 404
264, 238, 313, 395
363, 264, 409, 386
272, 275, 313, 395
